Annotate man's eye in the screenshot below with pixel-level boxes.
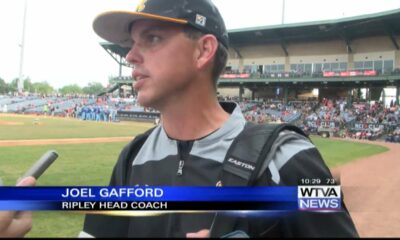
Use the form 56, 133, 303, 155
148, 35, 162, 44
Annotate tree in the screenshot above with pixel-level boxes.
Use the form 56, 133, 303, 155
23, 78, 34, 92
0, 77, 8, 94
82, 82, 105, 95
59, 84, 83, 95
8, 79, 18, 93
8, 77, 34, 93
32, 81, 54, 95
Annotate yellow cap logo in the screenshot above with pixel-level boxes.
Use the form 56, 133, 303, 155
136, 0, 147, 12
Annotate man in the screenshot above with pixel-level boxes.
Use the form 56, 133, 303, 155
0, 177, 36, 238
80, 0, 359, 238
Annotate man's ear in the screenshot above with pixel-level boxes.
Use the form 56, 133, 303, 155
195, 34, 219, 70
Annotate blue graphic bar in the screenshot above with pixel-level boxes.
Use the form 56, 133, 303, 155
0, 186, 297, 202
0, 186, 301, 211
0, 187, 342, 212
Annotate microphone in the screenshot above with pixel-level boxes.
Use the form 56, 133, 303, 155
21, 150, 59, 179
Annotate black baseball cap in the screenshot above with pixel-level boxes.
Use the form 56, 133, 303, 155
93, 0, 229, 48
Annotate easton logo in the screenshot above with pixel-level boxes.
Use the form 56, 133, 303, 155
227, 158, 255, 171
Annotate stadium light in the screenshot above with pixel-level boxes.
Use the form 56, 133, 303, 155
18, 0, 28, 95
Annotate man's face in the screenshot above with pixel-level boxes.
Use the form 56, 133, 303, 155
126, 20, 198, 109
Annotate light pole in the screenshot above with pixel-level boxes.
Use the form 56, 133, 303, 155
18, 0, 28, 95
281, 0, 286, 24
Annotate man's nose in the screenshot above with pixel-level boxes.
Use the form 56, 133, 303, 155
126, 44, 143, 65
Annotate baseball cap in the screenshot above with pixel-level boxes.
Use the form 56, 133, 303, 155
93, 0, 229, 48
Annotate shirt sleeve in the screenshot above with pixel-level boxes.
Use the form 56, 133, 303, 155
255, 135, 359, 238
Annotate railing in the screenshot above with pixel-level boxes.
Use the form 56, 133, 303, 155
117, 111, 160, 122
220, 68, 400, 80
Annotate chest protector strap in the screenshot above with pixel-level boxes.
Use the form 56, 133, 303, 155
210, 122, 307, 238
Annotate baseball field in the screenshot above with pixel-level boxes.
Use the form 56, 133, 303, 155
0, 114, 396, 237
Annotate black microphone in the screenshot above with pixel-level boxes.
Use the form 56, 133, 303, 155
21, 150, 59, 179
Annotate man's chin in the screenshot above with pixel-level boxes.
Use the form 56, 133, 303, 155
137, 96, 160, 110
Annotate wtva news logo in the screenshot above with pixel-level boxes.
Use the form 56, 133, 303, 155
298, 186, 341, 211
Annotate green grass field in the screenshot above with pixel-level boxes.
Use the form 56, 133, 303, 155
0, 142, 128, 237
0, 114, 389, 237
310, 137, 388, 167
0, 114, 153, 140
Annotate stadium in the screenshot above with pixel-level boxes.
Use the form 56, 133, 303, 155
101, 8, 400, 141
0, 4, 399, 238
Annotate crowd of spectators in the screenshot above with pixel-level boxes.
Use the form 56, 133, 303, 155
0, 94, 160, 123
292, 97, 399, 141
219, 96, 399, 143
385, 127, 400, 143
2, 93, 399, 143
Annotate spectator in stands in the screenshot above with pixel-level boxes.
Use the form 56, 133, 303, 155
366, 131, 372, 140
50, 105, 55, 116
43, 104, 48, 116
385, 133, 393, 142
394, 133, 400, 143
75, 105, 81, 119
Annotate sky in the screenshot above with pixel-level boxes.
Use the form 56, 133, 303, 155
1, 0, 400, 89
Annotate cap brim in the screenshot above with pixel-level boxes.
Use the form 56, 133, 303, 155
93, 11, 188, 47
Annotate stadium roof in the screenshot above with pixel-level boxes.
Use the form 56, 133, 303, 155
100, 42, 130, 67
228, 8, 400, 53
100, 8, 400, 61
